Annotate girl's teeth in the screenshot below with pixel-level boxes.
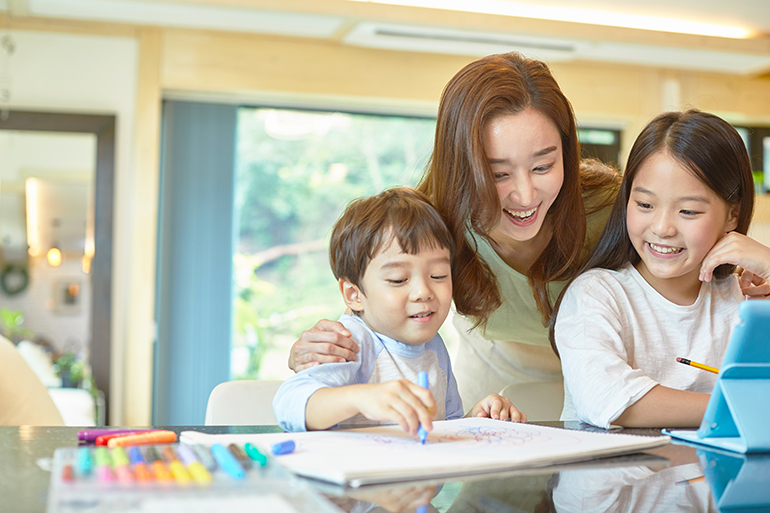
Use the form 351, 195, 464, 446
649, 243, 683, 254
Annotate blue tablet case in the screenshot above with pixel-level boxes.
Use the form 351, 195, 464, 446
665, 300, 770, 453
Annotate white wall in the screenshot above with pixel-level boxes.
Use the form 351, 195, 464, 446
1, 29, 139, 423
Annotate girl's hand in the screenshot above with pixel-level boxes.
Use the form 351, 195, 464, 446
466, 393, 527, 422
354, 380, 436, 435
738, 269, 770, 298
700, 232, 770, 289
288, 319, 359, 373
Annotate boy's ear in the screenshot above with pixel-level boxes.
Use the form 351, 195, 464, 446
726, 203, 740, 232
339, 279, 364, 313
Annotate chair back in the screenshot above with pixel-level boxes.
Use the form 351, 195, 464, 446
204, 380, 283, 425
499, 381, 565, 422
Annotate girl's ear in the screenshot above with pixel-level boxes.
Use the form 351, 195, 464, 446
339, 279, 364, 313
726, 203, 741, 232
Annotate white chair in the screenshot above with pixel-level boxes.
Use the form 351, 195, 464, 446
204, 380, 283, 425
499, 381, 565, 422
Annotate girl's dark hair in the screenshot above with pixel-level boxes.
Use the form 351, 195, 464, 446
329, 187, 454, 291
549, 109, 755, 355
418, 52, 617, 327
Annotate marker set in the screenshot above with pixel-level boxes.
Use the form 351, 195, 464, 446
59, 442, 276, 486
47, 441, 336, 513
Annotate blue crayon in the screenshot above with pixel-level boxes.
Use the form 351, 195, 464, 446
418, 371, 429, 444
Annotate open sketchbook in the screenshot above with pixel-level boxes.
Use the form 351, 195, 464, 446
181, 418, 670, 487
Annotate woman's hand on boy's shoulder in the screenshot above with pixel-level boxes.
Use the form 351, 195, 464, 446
700, 232, 770, 294
288, 319, 359, 372
465, 394, 527, 423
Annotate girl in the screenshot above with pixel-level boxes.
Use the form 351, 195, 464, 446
551, 109, 770, 429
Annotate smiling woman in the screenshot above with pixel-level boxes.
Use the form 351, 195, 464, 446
288, 52, 621, 410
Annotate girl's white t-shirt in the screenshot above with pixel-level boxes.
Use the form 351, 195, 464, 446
554, 262, 743, 428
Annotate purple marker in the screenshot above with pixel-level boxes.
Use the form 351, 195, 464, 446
78, 429, 154, 443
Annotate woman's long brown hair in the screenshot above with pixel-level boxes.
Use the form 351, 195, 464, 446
419, 52, 613, 327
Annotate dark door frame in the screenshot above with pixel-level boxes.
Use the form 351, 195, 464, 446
0, 109, 115, 417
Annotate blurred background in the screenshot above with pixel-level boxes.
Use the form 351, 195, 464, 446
0, 0, 769, 425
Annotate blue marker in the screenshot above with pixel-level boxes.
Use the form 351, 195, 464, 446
271, 440, 296, 455
418, 371, 429, 444
211, 443, 246, 479
77, 446, 94, 476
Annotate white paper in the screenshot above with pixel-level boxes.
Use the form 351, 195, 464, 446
182, 418, 670, 486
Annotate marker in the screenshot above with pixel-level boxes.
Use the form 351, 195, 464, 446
211, 443, 246, 480
228, 444, 252, 470
110, 446, 135, 483
77, 446, 94, 476
418, 371, 429, 444
191, 444, 218, 472
62, 450, 76, 482
127, 446, 153, 482
94, 446, 114, 483
145, 446, 174, 481
107, 430, 177, 448
176, 444, 213, 484
161, 446, 192, 484
78, 429, 154, 443
676, 357, 719, 374
271, 440, 296, 455
95, 430, 157, 446
244, 443, 269, 467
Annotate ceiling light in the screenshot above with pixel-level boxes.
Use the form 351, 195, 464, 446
346, 0, 752, 39
47, 246, 62, 267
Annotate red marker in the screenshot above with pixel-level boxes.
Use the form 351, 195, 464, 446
107, 430, 177, 448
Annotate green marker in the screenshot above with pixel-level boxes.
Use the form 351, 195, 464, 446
244, 443, 269, 467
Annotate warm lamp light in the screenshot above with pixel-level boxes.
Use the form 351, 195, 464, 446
47, 247, 62, 267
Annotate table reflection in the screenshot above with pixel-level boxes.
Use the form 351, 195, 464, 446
699, 448, 770, 512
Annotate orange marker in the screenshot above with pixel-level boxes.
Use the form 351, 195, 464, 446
107, 430, 177, 448
145, 446, 173, 481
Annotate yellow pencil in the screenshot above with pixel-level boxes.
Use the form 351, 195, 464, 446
676, 357, 719, 374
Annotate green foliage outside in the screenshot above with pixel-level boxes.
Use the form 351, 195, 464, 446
233, 108, 436, 380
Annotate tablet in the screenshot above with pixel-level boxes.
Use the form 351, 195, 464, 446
665, 300, 770, 453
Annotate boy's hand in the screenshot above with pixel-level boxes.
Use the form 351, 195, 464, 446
353, 380, 436, 435
466, 394, 527, 422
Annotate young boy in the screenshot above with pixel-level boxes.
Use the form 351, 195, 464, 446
273, 187, 525, 434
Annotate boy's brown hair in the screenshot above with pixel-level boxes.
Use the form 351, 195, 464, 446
329, 188, 454, 291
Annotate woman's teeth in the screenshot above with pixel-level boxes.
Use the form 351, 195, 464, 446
506, 207, 537, 220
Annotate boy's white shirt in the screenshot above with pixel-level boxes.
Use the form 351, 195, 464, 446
555, 262, 742, 429
273, 314, 463, 432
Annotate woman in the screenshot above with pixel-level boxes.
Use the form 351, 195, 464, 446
288, 52, 620, 408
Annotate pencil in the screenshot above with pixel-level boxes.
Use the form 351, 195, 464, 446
676, 357, 719, 374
